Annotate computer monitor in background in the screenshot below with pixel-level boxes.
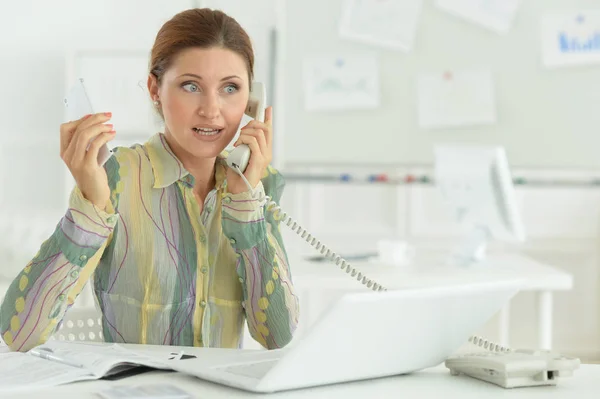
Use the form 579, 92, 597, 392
434, 144, 526, 266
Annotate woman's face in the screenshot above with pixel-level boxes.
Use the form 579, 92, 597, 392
152, 47, 250, 159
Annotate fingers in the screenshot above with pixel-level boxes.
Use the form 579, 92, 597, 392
61, 112, 112, 162
264, 106, 273, 126
237, 128, 268, 158
77, 112, 112, 132
236, 134, 261, 161
242, 114, 273, 148
60, 114, 91, 156
85, 131, 116, 165
263, 107, 273, 147
73, 123, 115, 165
66, 123, 114, 166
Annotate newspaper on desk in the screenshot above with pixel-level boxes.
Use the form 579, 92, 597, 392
0, 341, 174, 393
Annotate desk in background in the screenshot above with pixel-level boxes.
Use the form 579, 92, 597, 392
286, 252, 573, 351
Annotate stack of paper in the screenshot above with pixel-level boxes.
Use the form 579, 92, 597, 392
0, 341, 174, 394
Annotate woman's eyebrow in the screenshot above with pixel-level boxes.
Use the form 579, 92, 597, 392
178, 73, 242, 81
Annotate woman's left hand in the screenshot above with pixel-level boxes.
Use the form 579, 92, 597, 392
226, 106, 273, 194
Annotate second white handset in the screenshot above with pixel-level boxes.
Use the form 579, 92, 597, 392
64, 78, 113, 166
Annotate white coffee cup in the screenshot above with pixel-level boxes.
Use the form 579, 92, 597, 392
376, 240, 416, 266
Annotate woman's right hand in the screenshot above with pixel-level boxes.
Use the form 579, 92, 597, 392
60, 112, 116, 210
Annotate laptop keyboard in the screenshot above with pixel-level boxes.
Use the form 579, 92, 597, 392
218, 359, 280, 379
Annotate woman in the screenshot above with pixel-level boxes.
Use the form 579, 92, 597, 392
0, 8, 299, 352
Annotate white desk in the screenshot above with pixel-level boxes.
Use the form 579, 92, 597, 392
6, 345, 599, 398
290, 252, 573, 350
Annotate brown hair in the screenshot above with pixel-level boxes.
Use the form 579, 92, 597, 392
149, 8, 254, 84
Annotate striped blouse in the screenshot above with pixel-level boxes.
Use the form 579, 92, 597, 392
0, 132, 299, 352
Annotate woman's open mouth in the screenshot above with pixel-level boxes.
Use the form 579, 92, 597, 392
192, 127, 222, 136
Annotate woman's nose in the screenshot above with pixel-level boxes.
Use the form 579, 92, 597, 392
199, 93, 220, 119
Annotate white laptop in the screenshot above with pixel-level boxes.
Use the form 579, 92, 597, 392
171, 280, 522, 393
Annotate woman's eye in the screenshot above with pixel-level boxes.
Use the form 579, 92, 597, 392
182, 83, 199, 92
224, 84, 238, 94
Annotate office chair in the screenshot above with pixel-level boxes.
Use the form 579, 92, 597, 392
50, 307, 105, 342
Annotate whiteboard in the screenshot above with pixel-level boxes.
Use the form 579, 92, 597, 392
282, 0, 600, 168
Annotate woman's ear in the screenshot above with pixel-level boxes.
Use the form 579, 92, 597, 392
147, 73, 159, 102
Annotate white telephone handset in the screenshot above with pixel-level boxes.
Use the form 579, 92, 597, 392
226, 81, 267, 173
225, 82, 580, 389
64, 78, 113, 166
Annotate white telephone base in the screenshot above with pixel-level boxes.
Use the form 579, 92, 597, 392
445, 349, 580, 388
